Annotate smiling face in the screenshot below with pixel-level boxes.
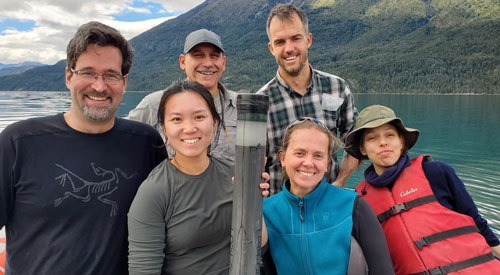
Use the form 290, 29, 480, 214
179, 43, 226, 96
162, 91, 216, 162
267, 12, 311, 78
280, 128, 330, 197
65, 44, 126, 132
360, 123, 405, 175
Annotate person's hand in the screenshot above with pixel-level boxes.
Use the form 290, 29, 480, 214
231, 172, 270, 198
260, 172, 270, 198
332, 180, 345, 188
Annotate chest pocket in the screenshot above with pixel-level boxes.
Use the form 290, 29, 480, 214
321, 93, 344, 121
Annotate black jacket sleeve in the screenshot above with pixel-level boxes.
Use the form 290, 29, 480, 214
352, 196, 395, 275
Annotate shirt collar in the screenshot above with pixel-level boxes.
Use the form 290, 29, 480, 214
282, 176, 328, 202
275, 65, 315, 95
217, 82, 236, 108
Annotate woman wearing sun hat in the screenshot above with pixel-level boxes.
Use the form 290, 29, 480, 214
344, 105, 500, 275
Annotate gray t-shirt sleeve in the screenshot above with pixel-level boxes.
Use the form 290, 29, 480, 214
128, 162, 170, 275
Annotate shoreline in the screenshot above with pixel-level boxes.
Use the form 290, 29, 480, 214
352, 92, 500, 96
1, 90, 500, 96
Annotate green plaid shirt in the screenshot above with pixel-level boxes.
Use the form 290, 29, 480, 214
257, 67, 357, 195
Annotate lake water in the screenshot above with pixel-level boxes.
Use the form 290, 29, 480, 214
0, 91, 499, 238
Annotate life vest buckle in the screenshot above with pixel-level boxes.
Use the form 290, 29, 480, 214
392, 202, 408, 214
427, 266, 444, 275
414, 238, 429, 250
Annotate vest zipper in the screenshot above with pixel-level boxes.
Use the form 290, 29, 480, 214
298, 197, 313, 274
298, 198, 304, 222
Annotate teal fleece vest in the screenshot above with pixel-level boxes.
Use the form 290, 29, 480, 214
263, 178, 358, 275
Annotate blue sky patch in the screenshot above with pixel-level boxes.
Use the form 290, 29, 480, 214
0, 18, 36, 33
112, 0, 180, 22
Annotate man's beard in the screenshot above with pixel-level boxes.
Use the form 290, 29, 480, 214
277, 52, 308, 77
81, 102, 114, 121
80, 92, 114, 121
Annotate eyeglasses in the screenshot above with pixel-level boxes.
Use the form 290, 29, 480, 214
71, 69, 125, 85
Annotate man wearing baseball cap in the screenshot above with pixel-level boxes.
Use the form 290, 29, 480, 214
128, 29, 237, 164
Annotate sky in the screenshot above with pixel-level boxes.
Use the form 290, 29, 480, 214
0, 0, 204, 65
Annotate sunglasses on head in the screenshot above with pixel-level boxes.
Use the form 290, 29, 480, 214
284, 117, 336, 155
285, 117, 329, 133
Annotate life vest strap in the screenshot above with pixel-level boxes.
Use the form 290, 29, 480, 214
377, 195, 436, 223
407, 252, 495, 275
414, 225, 479, 250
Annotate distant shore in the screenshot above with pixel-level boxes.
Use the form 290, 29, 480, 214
1, 90, 500, 96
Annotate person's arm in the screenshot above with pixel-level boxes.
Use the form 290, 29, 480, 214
261, 218, 268, 246
127, 91, 166, 141
259, 176, 270, 250
0, 128, 16, 230
333, 152, 359, 188
352, 196, 395, 275
424, 160, 500, 248
128, 172, 169, 275
333, 81, 358, 188
260, 219, 278, 275
492, 245, 500, 259
127, 92, 160, 124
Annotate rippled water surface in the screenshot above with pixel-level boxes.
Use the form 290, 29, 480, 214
1, 92, 499, 235
0, 91, 72, 130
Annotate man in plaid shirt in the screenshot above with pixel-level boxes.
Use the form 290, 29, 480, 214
257, 3, 359, 195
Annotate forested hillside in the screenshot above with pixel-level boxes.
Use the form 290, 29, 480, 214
1, 0, 499, 94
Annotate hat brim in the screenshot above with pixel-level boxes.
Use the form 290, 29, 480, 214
345, 118, 419, 160
184, 41, 224, 54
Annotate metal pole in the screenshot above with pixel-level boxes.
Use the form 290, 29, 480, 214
229, 93, 269, 275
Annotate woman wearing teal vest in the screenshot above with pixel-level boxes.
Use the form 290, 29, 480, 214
261, 118, 394, 275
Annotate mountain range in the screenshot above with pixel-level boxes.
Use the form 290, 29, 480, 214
0, 0, 499, 94
0, 62, 46, 77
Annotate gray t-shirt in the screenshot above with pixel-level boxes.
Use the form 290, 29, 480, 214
128, 157, 233, 275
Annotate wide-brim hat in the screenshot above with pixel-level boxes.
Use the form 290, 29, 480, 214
345, 105, 420, 160
184, 29, 224, 54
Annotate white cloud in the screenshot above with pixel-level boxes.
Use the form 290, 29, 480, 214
149, 0, 204, 13
126, 6, 153, 14
108, 17, 176, 41
0, 0, 203, 65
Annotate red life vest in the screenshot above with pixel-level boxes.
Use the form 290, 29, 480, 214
356, 155, 500, 275
0, 237, 5, 275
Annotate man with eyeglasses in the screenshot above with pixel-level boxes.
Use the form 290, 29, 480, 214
257, 4, 359, 195
0, 22, 166, 274
127, 29, 237, 165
